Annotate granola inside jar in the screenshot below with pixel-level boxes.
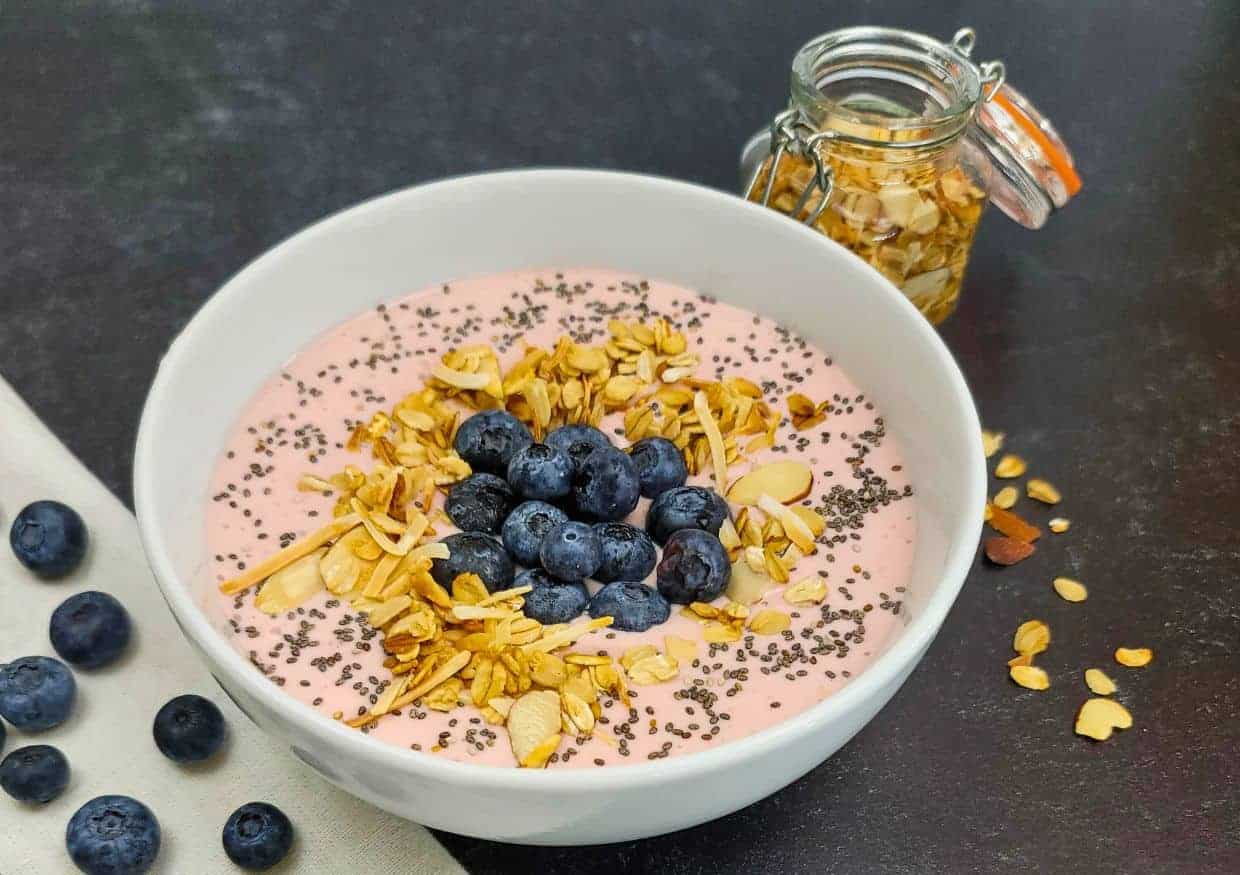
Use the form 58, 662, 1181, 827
743, 27, 1079, 325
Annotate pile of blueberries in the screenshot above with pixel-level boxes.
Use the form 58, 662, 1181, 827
3, 501, 293, 873
431, 411, 734, 631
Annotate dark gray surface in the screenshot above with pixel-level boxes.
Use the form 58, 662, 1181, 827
3, 1, 1238, 872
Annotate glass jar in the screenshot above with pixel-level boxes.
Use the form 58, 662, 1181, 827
742, 27, 1080, 325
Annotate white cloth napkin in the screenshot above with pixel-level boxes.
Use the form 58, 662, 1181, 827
0, 379, 463, 874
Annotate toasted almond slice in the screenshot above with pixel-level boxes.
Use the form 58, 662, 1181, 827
522, 617, 613, 653
369, 674, 410, 718
1075, 698, 1132, 741
784, 576, 828, 605
620, 644, 659, 671
627, 653, 680, 685
981, 429, 1004, 458
477, 584, 535, 607
724, 558, 770, 605
1084, 668, 1117, 696
432, 362, 491, 390
507, 690, 563, 764
1052, 577, 1088, 602
364, 595, 412, 629
757, 494, 816, 554
220, 513, 363, 595
1115, 647, 1153, 667
451, 604, 515, 622
790, 506, 826, 537
1013, 619, 1051, 656
1009, 665, 1050, 690
529, 651, 567, 688
1027, 478, 1062, 505
693, 391, 729, 492
390, 650, 470, 711
718, 518, 742, 552
994, 454, 1027, 478
702, 621, 742, 644
297, 474, 334, 494
1007, 653, 1034, 668
726, 461, 814, 506
1049, 517, 1071, 533
561, 691, 595, 733
563, 653, 611, 667
993, 486, 1018, 509
254, 549, 327, 615
748, 609, 791, 635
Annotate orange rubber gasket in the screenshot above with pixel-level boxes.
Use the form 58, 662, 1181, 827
992, 91, 1083, 197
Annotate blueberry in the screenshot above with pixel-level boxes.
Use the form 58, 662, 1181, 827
645, 485, 731, 545
592, 522, 658, 583
545, 424, 612, 472
0, 656, 75, 731
501, 501, 568, 566
152, 694, 227, 764
655, 528, 731, 604
445, 473, 515, 534
430, 532, 515, 593
507, 443, 573, 501
572, 446, 640, 522
67, 795, 161, 875
0, 717, 5, 753
588, 581, 671, 632
539, 521, 602, 581
1, 744, 69, 803
10, 500, 88, 578
453, 410, 533, 475
515, 568, 590, 624
222, 801, 294, 871
49, 591, 132, 669
628, 437, 688, 498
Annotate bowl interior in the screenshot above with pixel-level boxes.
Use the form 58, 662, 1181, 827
136, 169, 982, 765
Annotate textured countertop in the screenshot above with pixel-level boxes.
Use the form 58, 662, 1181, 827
2, 2, 1238, 872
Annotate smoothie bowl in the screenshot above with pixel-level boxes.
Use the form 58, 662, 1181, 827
134, 169, 984, 844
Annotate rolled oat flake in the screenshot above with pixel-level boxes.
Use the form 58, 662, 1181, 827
741, 26, 1080, 325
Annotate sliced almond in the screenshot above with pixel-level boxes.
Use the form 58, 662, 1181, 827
784, 576, 828, 606
1027, 478, 1062, 505
994, 454, 1027, 478
756, 494, 816, 554
219, 512, 363, 595
507, 690, 563, 765
693, 390, 729, 491
1049, 517, 1071, 534
702, 621, 742, 644
627, 653, 679, 685
255, 549, 327, 615
748, 609, 791, 635
985, 536, 1035, 565
1013, 620, 1051, 656
724, 558, 770, 605
1075, 698, 1132, 741
1009, 665, 1050, 690
431, 362, 492, 390
1052, 577, 1088, 603
981, 429, 1004, 458
1084, 668, 1117, 696
992, 486, 1018, 509
664, 635, 698, 664
790, 505, 826, 537
1115, 647, 1153, 667
726, 461, 813, 506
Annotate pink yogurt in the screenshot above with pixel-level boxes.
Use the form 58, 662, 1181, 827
206, 269, 916, 768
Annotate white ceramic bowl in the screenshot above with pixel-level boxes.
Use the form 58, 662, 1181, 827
134, 169, 984, 845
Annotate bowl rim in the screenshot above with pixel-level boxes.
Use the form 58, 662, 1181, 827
134, 167, 985, 792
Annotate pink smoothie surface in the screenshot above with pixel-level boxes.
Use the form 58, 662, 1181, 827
205, 268, 916, 768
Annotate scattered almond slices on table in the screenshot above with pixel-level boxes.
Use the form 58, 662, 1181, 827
1052, 576, 1088, 603
1084, 668, 1117, 696
1115, 647, 1154, 667
1009, 665, 1050, 691
992, 486, 1019, 509
994, 454, 1027, 479
1075, 698, 1133, 741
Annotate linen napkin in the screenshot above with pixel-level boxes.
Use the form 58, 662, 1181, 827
0, 378, 464, 874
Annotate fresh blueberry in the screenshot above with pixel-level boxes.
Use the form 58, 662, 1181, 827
539, 522, 602, 581
0, 717, 5, 753
572, 446, 641, 522
515, 568, 590, 624
656, 528, 732, 604
10, 500, 88, 578
0, 656, 75, 731
628, 436, 689, 498
445, 473, 516, 534
501, 501, 568, 566
588, 581, 671, 632
152, 694, 227, 764
507, 443, 574, 501
592, 522, 658, 583
67, 795, 161, 875
222, 801, 294, 871
430, 532, 515, 593
452, 410, 533, 475
49, 591, 132, 670
1, 744, 70, 803
545, 424, 612, 472
645, 485, 731, 545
